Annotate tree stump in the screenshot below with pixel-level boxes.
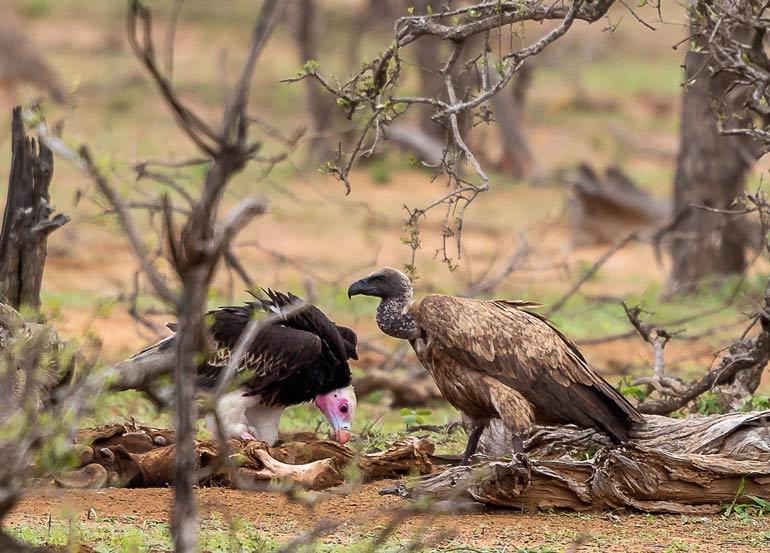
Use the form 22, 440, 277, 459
0, 106, 69, 311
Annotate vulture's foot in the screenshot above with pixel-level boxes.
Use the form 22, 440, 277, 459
514, 452, 530, 470
460, 454, 474, 466
240, 429, 258, 441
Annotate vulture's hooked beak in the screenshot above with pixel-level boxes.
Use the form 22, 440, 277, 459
347, 278, 371, 299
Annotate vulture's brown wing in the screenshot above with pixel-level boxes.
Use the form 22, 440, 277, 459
411, 295, 642, 442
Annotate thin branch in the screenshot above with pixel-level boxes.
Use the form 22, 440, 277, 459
212, 198, 268, 258
78, 146, 177, 305
463, 236, 530, 297
126, 0, 219, 155
164, 0, 186, 78
221, 0, 282, 141
546, 231, 638, 316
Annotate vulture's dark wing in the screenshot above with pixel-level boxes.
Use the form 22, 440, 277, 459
262, 289, 352, 364
411, 295, 642, 442
197, 296, 352, 405
197, 321, 325, 405
335, 324, 358, 360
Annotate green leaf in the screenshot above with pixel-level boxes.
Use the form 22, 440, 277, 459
621, 385, 647, 402
746, 495, 770, 510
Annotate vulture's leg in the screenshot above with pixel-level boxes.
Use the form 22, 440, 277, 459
511, 433, 531, 469
461, 421, 487, 465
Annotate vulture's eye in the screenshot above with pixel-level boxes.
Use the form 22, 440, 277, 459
339, 404, 349, 414
375, 275, 385, 281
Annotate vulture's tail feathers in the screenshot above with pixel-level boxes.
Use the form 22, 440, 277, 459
129, 333, 176, 360
118, 334, 176, 396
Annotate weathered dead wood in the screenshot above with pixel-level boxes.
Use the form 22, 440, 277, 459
0, 17, 71, 105
358, 438, 435, 482
470, 410, 770, 460
0, 107, 69, 311
392, 444, 770, 514
638, 319, 770, 416
529, 410, 770, 459
568, 164, 669, 247
413, 410, 770, 513
63, 424, 434, 491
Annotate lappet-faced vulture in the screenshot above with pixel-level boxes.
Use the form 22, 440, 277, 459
125, 290, 357, 445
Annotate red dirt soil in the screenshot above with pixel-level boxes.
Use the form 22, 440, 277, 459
8, 485, 770, 552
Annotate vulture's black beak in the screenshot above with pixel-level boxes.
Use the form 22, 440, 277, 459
347, 278, 370, 299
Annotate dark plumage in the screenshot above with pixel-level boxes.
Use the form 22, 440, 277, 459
195, 290, 356, 404
349, 267, 643, 463
129, 290, 358, 444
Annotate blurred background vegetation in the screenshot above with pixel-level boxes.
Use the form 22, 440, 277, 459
0, 0, 768, 442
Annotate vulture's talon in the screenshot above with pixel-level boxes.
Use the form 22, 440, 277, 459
514, 452, 530, 469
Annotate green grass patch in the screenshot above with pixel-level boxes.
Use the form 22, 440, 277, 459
9, 515, 281, 553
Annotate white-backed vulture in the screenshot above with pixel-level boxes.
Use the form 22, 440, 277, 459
348, 267, 643, 463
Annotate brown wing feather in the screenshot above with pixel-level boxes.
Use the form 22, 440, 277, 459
411, 295, 642, 442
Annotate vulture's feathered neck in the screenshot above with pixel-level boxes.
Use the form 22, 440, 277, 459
375, 288, 417, 340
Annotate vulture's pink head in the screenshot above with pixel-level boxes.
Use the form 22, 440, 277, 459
314, 385, 356, 445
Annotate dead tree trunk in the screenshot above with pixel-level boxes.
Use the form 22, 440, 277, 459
489, 70, 534, 179
412, 1, 446, 143
294, 0, 334, 163
668, 9, 755, 293
568, 164, 670, 246
0, 107, 69, 311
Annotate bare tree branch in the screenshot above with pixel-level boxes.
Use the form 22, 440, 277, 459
288, 0, 618, 271
78, 145, 177, 305
547, 231, 639, 316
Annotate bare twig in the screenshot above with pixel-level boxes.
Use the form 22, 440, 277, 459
463, 236, 530, 297
78, 145, 177, 305
547, 231, 638, 316
622, 303, 686, 397
291, 0, 616, 270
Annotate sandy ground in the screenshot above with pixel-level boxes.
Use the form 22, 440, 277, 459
9, 485, 770, 552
